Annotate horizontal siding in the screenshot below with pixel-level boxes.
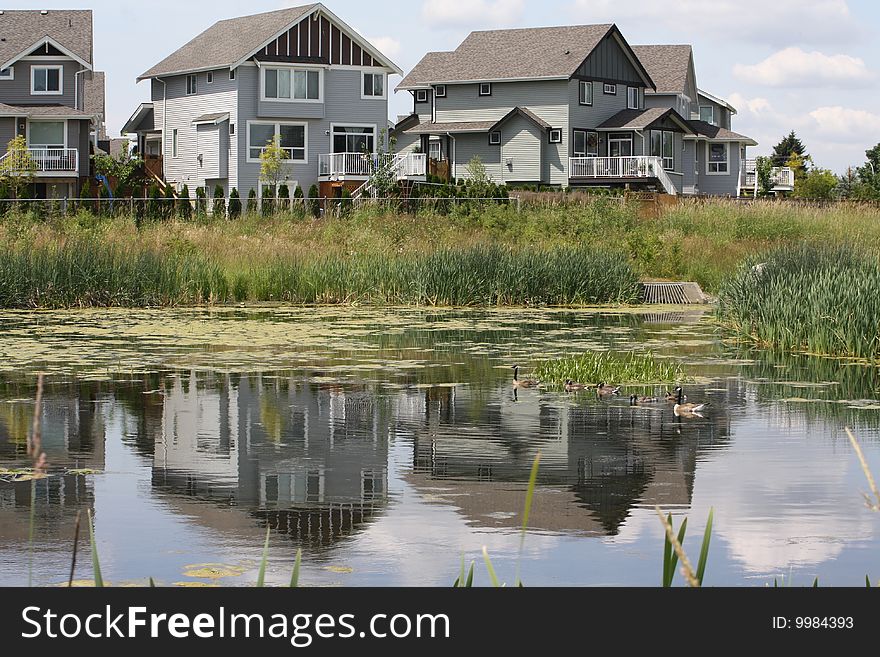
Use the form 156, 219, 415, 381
197, 124, 225, 180
0, 59, 81, 107
453, 133, 501, 183
437, 80, 567, 124
0, 117, 17, 152
697, 140, 741, 196
258, 100, 325, 120
414, 90, 433, 124
501, 115, 543, 183
395, 132, 420, 155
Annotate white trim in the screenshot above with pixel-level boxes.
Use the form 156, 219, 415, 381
360, 70, 387, 100
397, 75, 569, 91
627, 86, 639, 110
26, 118, 68, 149
603, 82, 617, 95
260, 66, 323, 103
698, 105, 715, 125
706, 141, 730, 175
549, 128, 562, 144
489, 130, 501, 145
186, 73, 197, 95
30, 64, 63, 95
698, 88, 737, 114
206, 71, 214, 84
172, 128, 179, 159
246, 120, 309, 164
479, 82, 492, 96
578, 80, 593, 106
329, 122, 378, 154
415, 89, 428, 103
434, 84, 446, 98
0, 36, 92, 72
0, 66, 13, 80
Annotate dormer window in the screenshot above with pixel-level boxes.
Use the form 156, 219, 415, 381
415, 89, 428, 103
479, 83, 492, 96
435, 84, 446, 98
31, 65, 62, 95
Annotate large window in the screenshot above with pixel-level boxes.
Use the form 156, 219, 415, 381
627, 87, 639, 110
362, 72, 385, 98
332, 125, 375, 154
573, 130, 598, 157
28, 121, 64, 149
264, 67, 320, 101
248, 122, 307, 161
707, 142, 729, 174
608, 132, 632, 157
579, 81, 593, 106
650, 130, 674, 170
31, 65, 62, 94
699, 105, 715, 125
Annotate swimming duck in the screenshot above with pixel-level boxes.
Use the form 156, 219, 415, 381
629, 394, 658, 405
565, 380, 588, 392
512, 365, 538, 388
673, 388, 707, 417
596, 382, 621, 396
665, 388, 687, 402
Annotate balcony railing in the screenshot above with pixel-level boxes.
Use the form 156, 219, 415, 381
741, 159, 795, 190
0, 148, 78, 173
569, 156, 677, 195
318, 152, 427, 179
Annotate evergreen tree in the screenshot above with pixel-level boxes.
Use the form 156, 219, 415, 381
228, 188, 242, 219
163, 184, 176, 220
246, 188, 257, 214
178, 184, 193, 220
292, 185, 304, 218
307, 184, 321, 218
857, 143, 880, 188
212, 184, 226, 218
771, 131, 808, 168
278, 183, 290, 213
195, 186, 207, 217
148, 184, 161, 220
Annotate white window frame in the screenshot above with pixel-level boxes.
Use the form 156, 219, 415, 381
246, 120, 309, 164
489, 130, 501, 145
627, 87, 639, 110
30, 64, 63, 95
579, 80, 593, 106
229, 68, 236, 81
549, 129, 562, 144
603, 82, 616, 95
572, 129, 599, 157
185, 74, 197, 95
330, 123, 377, 155
706, 141, 730, 175
260, 65, 323, 103
172, 128, 179, 158
361, 71, 386, 100
0, 67, 14, 80
229, 123, 235, 136
26, 119, 67, 149
434, 84, 446, 98
415, 89, 428, 103
608, 132, 633, 157
206, 71, 214, 84
479, 82, 492, 96
428, 139, 441, 160
699, 105, 715, 125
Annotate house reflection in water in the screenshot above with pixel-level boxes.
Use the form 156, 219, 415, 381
152, 372, 390, 551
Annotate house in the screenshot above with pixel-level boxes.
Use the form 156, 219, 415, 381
393, 24, 695, 195
127, 3, 425, 201
0, 9, 103, 198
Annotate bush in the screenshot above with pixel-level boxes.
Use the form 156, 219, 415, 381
212, 184, 226, 218
278, 183, 290, 213
195, 187, 207, 217
307, 184, 321, 218
228, 188, 242, 219
246, 189, 257, 214
292, 185, 304, 218
178, 184, 193, 220
163, 184, 176, 220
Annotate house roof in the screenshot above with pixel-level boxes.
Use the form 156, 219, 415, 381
121, 103, 155, 134
0, 102, 94, 119
698, 89, 738, 114
0, 9, 93, 69
496, 107, 551, 131
192, 112, 230, 125
632, 45, 692, 95
83, 71, 105, 117
398, 24, 652, 89
138, 3, 401, 79
687, 120, 756, 145
597, 107, 693, 132
405, 120, 498, 135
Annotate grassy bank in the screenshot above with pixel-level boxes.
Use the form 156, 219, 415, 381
1, 198, 879, 307
717, 243, 880, 360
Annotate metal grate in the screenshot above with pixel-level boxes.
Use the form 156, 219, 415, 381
641, 282, 690, 304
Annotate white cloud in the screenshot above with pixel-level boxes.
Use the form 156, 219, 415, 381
808, 106, 880, 142
421, 0, 525, 29
733, 48, 873, 87
368, 36, 402, 58
569, 0, 858, 46
727, 93, 774, 117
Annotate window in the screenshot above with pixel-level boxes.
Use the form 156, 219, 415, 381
206, 71, 214, 84
0, 67, 13, 80
248, 122, 307, 162
229, 123, 235, 136
572, 130, 598, 157
699, 105, 715, 125
650, 130, 674, 170
549, 129, 562, 144
230, 68, 236, 80
479, 83, 492, 96
185, 74, 197, 95
362, 72, 385, 98
627, 87, 639, 110
608, 132, 632, 157
489, 131, 501, 145
172, 129, 178, 158
28, 121, 64, 149
707, 142, 729, 174
603, 83, 616, 95
332, 125, 375, 154
579, 80, 593, 106
435, 84, 446, 98
264, 67, 320, 101
31, 65, 62, 94
428, 140, 441, 160
415, 89, 428, 103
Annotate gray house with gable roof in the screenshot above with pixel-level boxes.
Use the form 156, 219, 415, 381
126, 3, 424, 201
0, 9, 103, 198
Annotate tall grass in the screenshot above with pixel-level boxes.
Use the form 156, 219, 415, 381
534, 351, 688, 386
717, 243, 880, 359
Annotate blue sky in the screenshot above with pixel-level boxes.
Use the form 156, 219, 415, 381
8, 0, 879, 172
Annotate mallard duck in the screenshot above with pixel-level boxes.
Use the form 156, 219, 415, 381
512, 365, 538, 388
673, 388, 707, 417
565, 379, 588, 392
596, 382, 621, 396
630, 394, 658, 405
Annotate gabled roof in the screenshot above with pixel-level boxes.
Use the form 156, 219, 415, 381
632, 45, 693, 95
398, 24, 653, 90
698, 89, 737, 114
138, 3, 401, 80
0, 103, 94, 119
494, 107, 551, 131
404, 120, 498, 135
686, 120, 756, 145
192, 112, 230, 125
597, 107, 694, 133
121, 103, 155, 134
0, 10, 93, 69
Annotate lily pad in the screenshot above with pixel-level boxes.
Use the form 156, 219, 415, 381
181, 563, 244, 579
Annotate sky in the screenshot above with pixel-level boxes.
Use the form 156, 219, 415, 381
7, 0, 879, 173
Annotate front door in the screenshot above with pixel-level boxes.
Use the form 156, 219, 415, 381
608, 133, 633, 157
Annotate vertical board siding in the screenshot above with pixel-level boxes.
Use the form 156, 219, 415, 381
574, 33, 645, 86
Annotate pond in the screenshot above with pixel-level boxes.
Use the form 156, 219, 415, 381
1, 307, 879, 587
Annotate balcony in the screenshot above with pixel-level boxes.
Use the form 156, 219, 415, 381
0, 148, 79, 175
569, 156, 678, 195
741, 159, 795, 192
318, 152, 426, 180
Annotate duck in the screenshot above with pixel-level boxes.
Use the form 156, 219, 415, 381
564, 379, 588, 392
629, 394, 658, 405
596, 382, 621, 396
665, 388, 687, 402
673, 388, 707, 417
511, 365, 538, 388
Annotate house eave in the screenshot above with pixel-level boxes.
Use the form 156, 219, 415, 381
397, 75, 568, 92
0, 35, 93, 72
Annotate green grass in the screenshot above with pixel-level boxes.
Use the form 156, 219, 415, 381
534, 351, 688, 386
717, 243, 880, 360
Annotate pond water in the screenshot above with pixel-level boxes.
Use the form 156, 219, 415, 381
1, 307, 879, 587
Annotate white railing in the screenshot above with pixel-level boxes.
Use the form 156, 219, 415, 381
569, 156, 677, 195
0, 148, 78, 173
741, 159, 795, 191
350, 153, 428, 201
318, 152, 383, 178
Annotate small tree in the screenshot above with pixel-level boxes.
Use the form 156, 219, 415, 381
246, 188, 257, 214
212, 184, 226, 218
771, 131, 808, 168
307, 184, 321, 217
0, 135, 37, 199
228, 188, 242, 219
163, 184, 176, 220
92, 146, 144, 197
754, 156, 775, 197
794, 168, 838, 200
292, 184, 304, 218
178, 184, 193, 220
278, 183, 290, 214
259, 137, 290, 197
195, 186, 207, 217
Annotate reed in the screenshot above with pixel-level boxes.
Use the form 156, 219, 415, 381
534, 351, 687, 386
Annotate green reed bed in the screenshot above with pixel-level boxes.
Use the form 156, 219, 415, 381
717, 243, 880, 360
0, 240, 640, 308
534, 351, 688, 386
